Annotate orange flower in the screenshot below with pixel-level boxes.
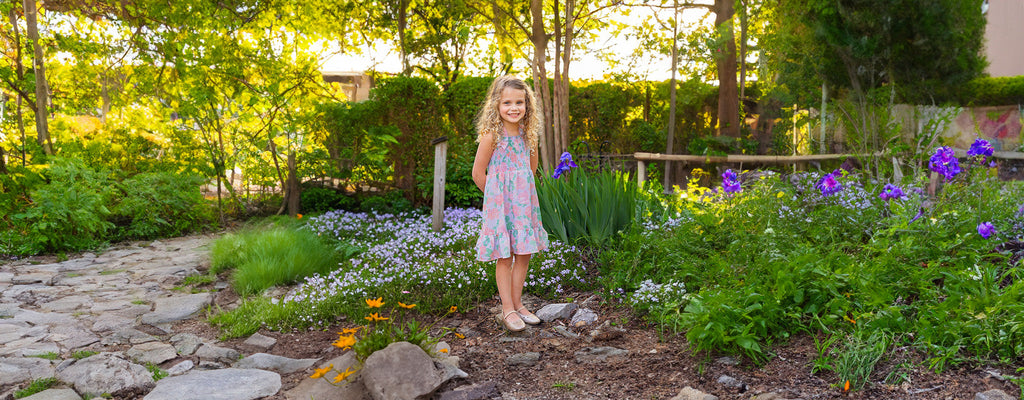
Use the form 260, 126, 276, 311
398, 302, 416, 309
449, 306, 457, 313
843, 380, 850, 392
843, 314, 856, 324
364, 312, 389, 322
439, 348, 449, 354
310, 364, 333, 379
365, 297, 385, 308
333, 367, 355, 383
297, 213, 303, 219
454, 332, 465, 339
333, 334, 356, 350
339, 327, 360, 335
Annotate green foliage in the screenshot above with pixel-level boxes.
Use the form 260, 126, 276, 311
72, 350, 99, 359
14, 377, 57, 399
27, 352, 59, 360
208, 227, 344, 296
110, 172, 214, 240
300, 187, 356, 213
10, 158, 114, 254
818, 330, 891, 391
347, 301, 455, 362
961, 76, 1024, 106
536, 169, 641, 247
445, 76, 493, 139
146, 363, 169, 381
569, 82, 642, 153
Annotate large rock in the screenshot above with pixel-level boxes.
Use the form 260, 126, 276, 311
670, 386, 719, 400
19, 388, 82, 400
363, 342, 443, 400
570, 308, 598, 326
0, 357, 55, 386
535, 303, 577, 322
170, 333, 203, 355
143, 368, 281, 400
233, 353, 318, 374
126, 342, 179, 365
976, 390, 1015, 400
57, 353, 155, 396
140, 293, 213, 325
285, 352, 368, 400
242, 333, 277, 351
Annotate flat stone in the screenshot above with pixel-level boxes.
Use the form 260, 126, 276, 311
57, 353, 155, 396
143, 368, 281, 400
437, 381, 500, 400
574, 346, 629, 364
552, 325, 579, 339
166, 360, 194, 376
101, 328, 157, 346
195, 343, 240, 364
506, 352, 541, 367
570, 308, 599, 327
0, 272, 13, 283
284, 352, 367, 400
0, 356, 55, 386
0, 324, 46, 345
5, 339, 60, 358
126, 342, 179, 365
12, 272, 53, 285
49, 325, 101, 350
91, 314, 135, 332
670, 386, 719, 400
717, 374, 746, 390
9, 309, 74, 327
89, 300, 136, 313
242, 332, 276, 351
19, 388, 82, 400
976, 389, 1015, 400
170, 333, 203, 355
140, 293, 212, 325
536, 303, 577, 322
233, 353, 318, 374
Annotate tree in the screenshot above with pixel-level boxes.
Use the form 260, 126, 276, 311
22, 0, 51, 155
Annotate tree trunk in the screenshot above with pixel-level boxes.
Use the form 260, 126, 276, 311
552, 0, 564, 158
530, 0, 553, 172
739, 0, 747, 111
286, 152, 300, 217
23, 0, 52, 155
664, 2, 678, 193
9, 9, 27, 165
714, 0, 739, 138
558, 0, 574, 156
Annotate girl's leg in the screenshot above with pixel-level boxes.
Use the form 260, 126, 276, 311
510, 253, 531, 310
495, 256, 525, 330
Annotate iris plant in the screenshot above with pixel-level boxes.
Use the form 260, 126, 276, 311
817, 171, 843, 196
721, 169, 741, 193
553, 152, 579, 179
977, 222, 995, 239
879, 184, 907, 202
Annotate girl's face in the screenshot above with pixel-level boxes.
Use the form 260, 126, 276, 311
497, 87, 527, 128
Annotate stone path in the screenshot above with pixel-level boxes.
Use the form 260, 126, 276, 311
0, 236, 302, 400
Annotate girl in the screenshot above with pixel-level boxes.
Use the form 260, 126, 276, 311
472, 76, 549, 332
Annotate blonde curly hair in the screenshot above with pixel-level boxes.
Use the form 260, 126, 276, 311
475, 75, 543, 155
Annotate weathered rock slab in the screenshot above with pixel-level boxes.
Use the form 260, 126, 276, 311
143, 368, 281, 400
535, 303, 577, 322
140, 293, 212, 325
57, 353, 155, 396
0, 357, 55, 386
233, 353, 318, 374
363, 342, 443, 400
19, 388, 83, 400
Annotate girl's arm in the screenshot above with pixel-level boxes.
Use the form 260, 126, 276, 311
530, 148, 538, 174
472, 134, 495, 192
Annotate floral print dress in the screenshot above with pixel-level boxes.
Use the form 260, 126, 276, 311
475, 134, 549, 261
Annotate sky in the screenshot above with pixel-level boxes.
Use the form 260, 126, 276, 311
319, 5, 713, 82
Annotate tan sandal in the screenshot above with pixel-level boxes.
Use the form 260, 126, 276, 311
516, 306, 541, 325
497, 310, 526, 332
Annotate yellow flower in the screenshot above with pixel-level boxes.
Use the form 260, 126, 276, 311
333, 334, 356, 350
454, 332, 465, 339
364, 312, 389, 322
398, 302, 416, 309
777, 191, 785, 198
449, 306, 457, 313
365, 297, 385, 308
310, 364, 333, 379
439, 348, 449, 354
333, 367, 355, 383
339, 327, 360, 335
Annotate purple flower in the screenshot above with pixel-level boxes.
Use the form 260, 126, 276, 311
879, 184, 906, 201
966, 139, 994, 158
977, 222, 995, 239
721, 169, 741, 193
1018, 204, 1024, 216
552, 152, 579, 179
909, 207, 925, 224
928, 146, 961, 181
816, 172, 843, 196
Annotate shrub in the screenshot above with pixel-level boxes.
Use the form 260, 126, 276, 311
300, 186, 356, 213
110, 172, 214, 240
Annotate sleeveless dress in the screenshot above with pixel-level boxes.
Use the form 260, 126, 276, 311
475, 134, 549, 262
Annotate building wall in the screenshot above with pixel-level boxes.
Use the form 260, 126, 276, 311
984, 0, 1024, 78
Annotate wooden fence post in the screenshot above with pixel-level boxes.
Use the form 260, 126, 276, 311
432, 136, 448, 232
637, 160, 646, 185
